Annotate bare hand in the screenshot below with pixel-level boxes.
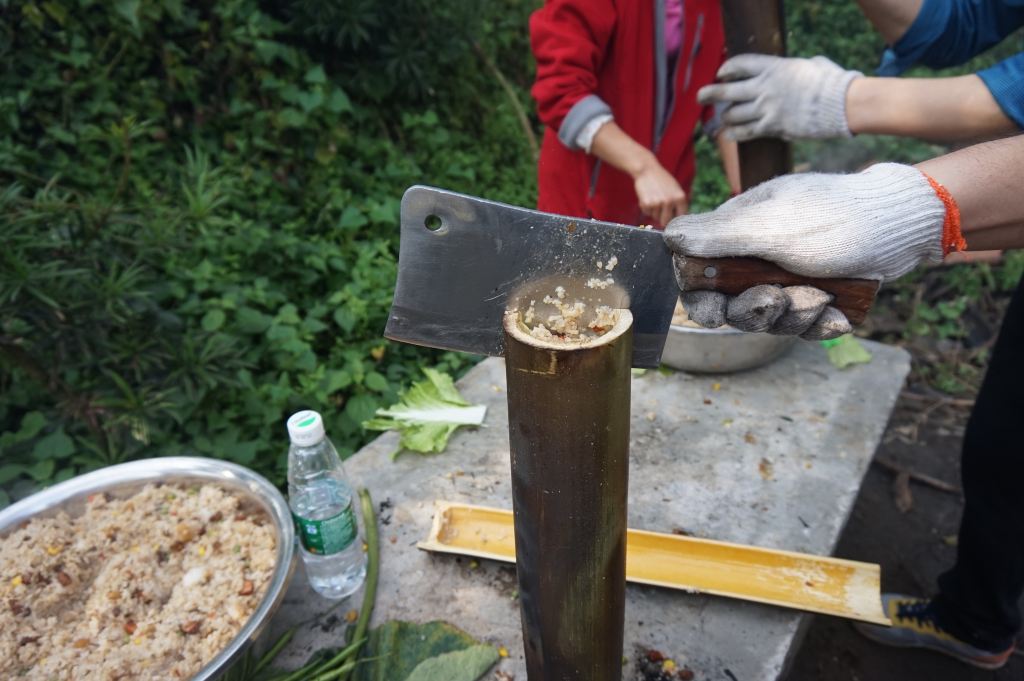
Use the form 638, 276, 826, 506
633, 161, 688, 227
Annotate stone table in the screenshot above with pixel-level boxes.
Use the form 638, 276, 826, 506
269, 339, 910, 680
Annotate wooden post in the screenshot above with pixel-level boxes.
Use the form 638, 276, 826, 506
503, 309, 633, 681
720, 0, 793, 188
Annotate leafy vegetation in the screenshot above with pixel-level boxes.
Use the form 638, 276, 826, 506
1, 0, 1020, 505
363, 368, 487, 459
0, 0, 535, 504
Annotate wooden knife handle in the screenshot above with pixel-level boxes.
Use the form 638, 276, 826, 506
677, 256, 880, 325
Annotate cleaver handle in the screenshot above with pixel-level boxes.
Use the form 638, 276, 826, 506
676, 256, 880, 326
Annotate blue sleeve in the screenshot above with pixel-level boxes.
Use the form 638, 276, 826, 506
877, 0, 1024, 76
978, 54, 1024, 127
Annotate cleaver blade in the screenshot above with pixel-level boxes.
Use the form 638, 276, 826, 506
385, 185, 678, 368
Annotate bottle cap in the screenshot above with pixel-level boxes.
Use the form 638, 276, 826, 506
287, 410, 326, 447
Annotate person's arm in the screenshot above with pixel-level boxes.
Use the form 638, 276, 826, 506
875, 1, 1024, 75
919, 134, 1024, 250
589, 121, 687, 227
715, 135, 741, 195
845, 74, 1017, 141
531, 0, 687, 227
855, 0, 923, 45
663, 135, 1024, 339
698, 53, 1023, 143
529, 0, 616, 144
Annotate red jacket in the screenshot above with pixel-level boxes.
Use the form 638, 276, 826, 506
530, 0, 725, 226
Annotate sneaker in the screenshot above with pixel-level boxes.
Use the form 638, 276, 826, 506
852, 594, 1015, 670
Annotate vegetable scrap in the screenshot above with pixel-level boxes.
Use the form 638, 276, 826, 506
363, 368, 486, 458
634, 646, 696, 681
821, 334, 872, 369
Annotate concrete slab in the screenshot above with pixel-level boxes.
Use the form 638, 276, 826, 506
267, 339, 910, 680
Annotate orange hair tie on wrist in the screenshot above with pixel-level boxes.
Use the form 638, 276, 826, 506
922, 172, 966, 256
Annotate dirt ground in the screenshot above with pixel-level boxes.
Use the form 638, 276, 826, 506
785, 394, 1024, 680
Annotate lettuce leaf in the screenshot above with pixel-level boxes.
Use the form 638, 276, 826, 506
362, 368, 486, 458
821, 334, 872, 369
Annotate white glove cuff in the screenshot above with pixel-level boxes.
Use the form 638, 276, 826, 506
853, 163, 946, 280
817, 67, 862, 138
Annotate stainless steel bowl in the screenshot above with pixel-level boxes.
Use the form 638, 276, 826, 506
0, 457, 296, 681
661, 324, 796, 373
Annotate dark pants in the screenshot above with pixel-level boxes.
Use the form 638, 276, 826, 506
933, 275, 1024, 650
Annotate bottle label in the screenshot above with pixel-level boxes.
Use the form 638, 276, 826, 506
293, 503, 357, 555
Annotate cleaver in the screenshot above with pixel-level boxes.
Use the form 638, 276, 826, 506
385, 186, 879, 368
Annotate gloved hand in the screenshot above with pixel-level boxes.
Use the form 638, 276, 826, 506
697, 54, 861, 142
664, 163, 958, 340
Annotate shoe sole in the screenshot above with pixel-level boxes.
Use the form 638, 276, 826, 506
853, 622, 1011, 671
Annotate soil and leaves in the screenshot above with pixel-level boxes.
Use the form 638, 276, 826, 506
1, 0, 1021, 510
786, 393, 1024, 680
634, 645, 697, 681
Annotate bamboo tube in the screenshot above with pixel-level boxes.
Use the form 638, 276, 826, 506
720, 0, 792, 188
502, 309, 633, 681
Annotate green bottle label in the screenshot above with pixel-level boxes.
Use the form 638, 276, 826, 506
293, 503, 357, 555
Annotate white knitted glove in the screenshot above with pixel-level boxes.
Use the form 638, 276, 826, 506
697, 54, 861, 142
663, 164, 948, 339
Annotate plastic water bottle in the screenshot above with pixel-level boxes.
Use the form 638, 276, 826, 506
286, 410, 367, 599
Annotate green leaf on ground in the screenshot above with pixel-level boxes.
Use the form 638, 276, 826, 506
362, 368, 486, 458
404, 644, 500, 681
821, 334, 873, 370
351, 620, 497, 681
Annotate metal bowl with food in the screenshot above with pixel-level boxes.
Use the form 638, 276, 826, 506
0, 457, 296, 680
660, 301, 796, 373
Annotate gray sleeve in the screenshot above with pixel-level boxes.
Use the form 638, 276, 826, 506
557, 94, 613, 150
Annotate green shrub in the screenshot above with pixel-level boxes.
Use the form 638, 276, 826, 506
0, 0, 537, 505
2, 0, 1021, 506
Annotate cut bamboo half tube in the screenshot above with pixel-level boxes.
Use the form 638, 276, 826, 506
503, 308, 633, 681
419, 501, 891, 626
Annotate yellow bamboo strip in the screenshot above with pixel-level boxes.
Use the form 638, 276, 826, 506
419, 501, 890, 626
